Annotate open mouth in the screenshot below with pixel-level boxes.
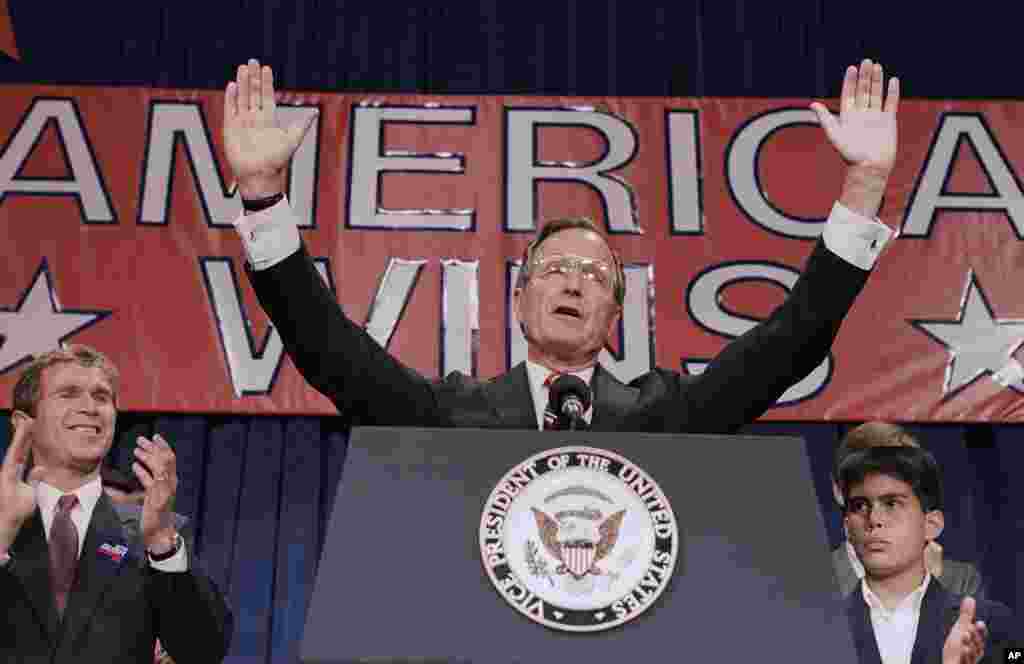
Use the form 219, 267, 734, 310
69, 425, 102, 434
552, 305, 583, 319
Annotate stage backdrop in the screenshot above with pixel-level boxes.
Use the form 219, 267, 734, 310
3, 85, 1024, 421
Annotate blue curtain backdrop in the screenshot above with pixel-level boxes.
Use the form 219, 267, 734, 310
1, 2, 1021, 662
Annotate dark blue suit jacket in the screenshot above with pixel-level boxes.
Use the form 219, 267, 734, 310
846, 578, 1017, 664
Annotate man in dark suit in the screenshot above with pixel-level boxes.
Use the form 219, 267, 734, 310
102, 465, 187, 664
831, 422, 985, 599
222, 58, 900, 432
0, 345, 232, 663
838, 446, 1016, 664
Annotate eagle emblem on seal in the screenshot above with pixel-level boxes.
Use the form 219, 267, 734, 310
531, 505, 626, 579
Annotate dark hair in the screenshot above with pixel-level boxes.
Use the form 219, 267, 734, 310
838, 446, 943, 513
515, 217, 626, 305
832, 421, 919, 481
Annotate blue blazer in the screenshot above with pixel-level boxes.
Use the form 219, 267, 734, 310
846, 578, 1016, 664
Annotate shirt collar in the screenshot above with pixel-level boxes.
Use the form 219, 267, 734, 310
526, 360, 595, 387
37, 475, 104, 523
525, 360, 596, 428
861, 572, 931, 615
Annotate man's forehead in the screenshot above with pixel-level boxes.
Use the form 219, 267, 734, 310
537, 228, 613, 261
43, 363, 114, 392
848, 472, 914, 497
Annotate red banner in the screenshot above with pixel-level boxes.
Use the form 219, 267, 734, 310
2, 85, 1023, 420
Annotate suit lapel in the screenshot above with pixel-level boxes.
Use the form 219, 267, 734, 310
589, 365, 636, 431
10, 510, 60, 641
484, 363, 639, 430
59, 494, 134, 647
846, 582, 883, 664
910, 580, 949, 664
833, 544, 860, 598
486, 363, 538, 429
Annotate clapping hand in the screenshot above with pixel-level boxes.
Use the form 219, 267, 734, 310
943, 597, 988, 664
133, 434, 179, 553
0, 415, 46, 553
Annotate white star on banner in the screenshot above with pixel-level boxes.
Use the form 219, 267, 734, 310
909, 271, 1024, 398
0, 260, 111, 374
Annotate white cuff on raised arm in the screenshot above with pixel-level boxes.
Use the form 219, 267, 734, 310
149, 539, 188, 573
821, 202, 896, 271
232, 197, 302, 271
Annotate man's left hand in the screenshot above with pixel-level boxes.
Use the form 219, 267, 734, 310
133, 434, 179, 553
943, 597, 988, 664
811, 59, 900, 219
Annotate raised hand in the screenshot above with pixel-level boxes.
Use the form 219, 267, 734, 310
811, 59, 900, 219
132, 434, 179, 552
223, 59, 316, 200
0, 415, 46, 553
811, 59, 899, 176
943, 597, 988, 664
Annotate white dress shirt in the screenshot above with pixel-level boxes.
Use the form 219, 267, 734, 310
233, 198, 896, 274
861, 574, 931, 664
36, 477, 104, 559
0, 477, 187, 572
525, 360, 594, 430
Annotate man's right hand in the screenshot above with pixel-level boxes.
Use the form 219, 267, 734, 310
0, 415, 45, 554
223, 59, 316, 200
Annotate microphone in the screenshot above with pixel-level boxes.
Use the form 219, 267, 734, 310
547, 375, 592, 430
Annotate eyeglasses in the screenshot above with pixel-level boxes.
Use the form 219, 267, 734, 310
529, 254, 615, 290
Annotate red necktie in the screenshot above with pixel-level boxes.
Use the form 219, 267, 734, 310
50, 494, 80, 616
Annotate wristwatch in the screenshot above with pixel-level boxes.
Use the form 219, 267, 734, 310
147, 533, 184, 563
241, 192, 284, 213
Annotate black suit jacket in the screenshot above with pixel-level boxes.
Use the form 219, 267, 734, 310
846, 578, 1016, 664
250, 239, 870, 433
0, 495, 232, 664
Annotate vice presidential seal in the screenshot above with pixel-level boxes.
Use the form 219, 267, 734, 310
479, 446, 678, 632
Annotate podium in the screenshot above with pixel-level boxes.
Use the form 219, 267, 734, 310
301, 428, 858, 663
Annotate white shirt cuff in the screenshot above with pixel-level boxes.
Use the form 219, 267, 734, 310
149, 539, 188, 573
233, 197, 302, 271
821, 202, 896, 271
